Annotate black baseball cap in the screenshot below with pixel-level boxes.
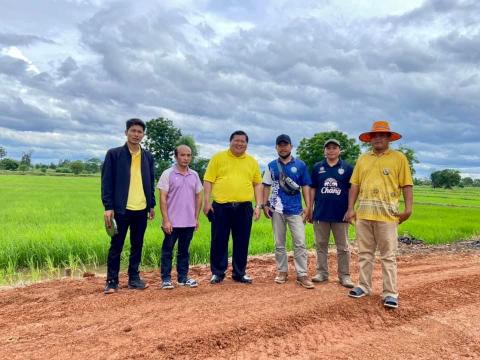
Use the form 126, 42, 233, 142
276, 134, 291, 145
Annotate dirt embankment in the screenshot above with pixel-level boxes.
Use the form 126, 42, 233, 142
1, 247, 480, 360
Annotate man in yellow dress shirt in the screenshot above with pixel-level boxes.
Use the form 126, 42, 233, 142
344, 121, 413, 309
101, 118, 156, 294
203, 130, 263, 284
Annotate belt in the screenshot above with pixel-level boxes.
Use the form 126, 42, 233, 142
214, 201, 251, 207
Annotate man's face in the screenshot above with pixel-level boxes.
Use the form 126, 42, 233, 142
230, 135, 248, 156
370, 132, 390, 151
125, 125, 144, 145
276, 142, 292, 158
176, 147, 192, 167
324, 143, 340, 161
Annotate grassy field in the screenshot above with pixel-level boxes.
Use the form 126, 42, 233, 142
0, 175, 479, 283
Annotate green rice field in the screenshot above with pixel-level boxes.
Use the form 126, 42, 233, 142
0, 175, 479, 283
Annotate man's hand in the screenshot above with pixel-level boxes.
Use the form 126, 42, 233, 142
302, 207, 312, 223
148, 208, 155, 220
203, 202, 212, 216
162, 219, 173, 234
104, 210, 114, 228
195, 220, 200, 231
253, 207, 261, 221
343, 209, 356, 224
263, 205, 272, 219
396, 210, 412, 224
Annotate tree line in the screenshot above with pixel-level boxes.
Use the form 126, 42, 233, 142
1, 118, 479, 188
0, 148, 102, 175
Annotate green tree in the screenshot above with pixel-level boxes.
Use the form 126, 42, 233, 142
473, 179, 480, 187
0, 158, 19, 170
461, 177, 474, 187
144, 117, 182, 177
58, 159, 71, 167
191, 157, 209, 180
297, 131, 361, 170
397, 145, 419, 176
18, 164, 29, 172
70, 160, 85, 175
0, 146, 6, 159
84, 157, 102, 173
20, 150, 33, 167
430, 169, 461, 189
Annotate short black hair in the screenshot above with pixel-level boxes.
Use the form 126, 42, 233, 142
229, 130, 249, 143
126, 118, 145, 131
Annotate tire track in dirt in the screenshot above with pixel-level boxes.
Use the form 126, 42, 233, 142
0, 251, 479, 360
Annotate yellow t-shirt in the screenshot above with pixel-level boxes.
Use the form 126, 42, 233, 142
126, 149, 147, 210
204, 149, 262, 203
350, 149, 413, 222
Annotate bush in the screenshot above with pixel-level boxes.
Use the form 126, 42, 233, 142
0, 158, 20, 171
55, 167, 72, 173
17, 164, 30, 172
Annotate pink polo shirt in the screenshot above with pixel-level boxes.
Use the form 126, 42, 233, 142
157, 166, 203, 227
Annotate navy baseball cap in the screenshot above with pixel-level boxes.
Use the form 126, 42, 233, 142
276, 134, 292, 145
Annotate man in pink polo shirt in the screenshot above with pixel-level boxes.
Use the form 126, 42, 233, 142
157, 145, 203, 289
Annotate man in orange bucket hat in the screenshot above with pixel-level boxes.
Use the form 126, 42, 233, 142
344, 120, 413, 309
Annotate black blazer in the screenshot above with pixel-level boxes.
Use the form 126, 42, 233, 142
101, 143, 156, 214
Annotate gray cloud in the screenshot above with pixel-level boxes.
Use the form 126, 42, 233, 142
0, 33, 55, 46
0, 55, 29, 76
0, 0, 479, 178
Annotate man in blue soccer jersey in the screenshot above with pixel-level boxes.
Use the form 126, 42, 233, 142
309, 139, 354, 288
262, 134, 314, 289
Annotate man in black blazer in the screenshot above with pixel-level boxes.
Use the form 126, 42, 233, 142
101, 118, 156, 294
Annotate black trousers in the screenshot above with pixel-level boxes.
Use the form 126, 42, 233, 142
210, 202, 253, 279
107, 209, 147, 283
160, 227, 195, 282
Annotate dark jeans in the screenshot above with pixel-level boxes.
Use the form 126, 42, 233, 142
210, 201, 253, 279
107, 209, 147, 283
161, 227, 195, 282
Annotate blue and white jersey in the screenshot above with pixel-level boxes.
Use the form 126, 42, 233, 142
311, 159, 353, 222
262, 157, 311, 215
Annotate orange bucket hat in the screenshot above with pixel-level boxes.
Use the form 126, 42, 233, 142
358, 120, 402, 142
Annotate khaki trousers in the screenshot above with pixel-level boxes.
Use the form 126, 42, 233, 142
272, 212, 308, 277
313, 221, 351, 280
356, 219, 398, 299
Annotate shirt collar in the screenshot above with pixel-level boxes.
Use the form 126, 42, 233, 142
173, 165, 192, 175
321, 159, 341, 168
227, 149, 246, 159
125, 143, 142, 155
278, 156, 295, 165
369, 149, 392, 157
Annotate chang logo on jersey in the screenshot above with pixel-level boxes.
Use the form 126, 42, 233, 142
321, 177, 341, 195
324, 178, 338, 187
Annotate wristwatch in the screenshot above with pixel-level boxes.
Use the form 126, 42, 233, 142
255, 204, 264, 209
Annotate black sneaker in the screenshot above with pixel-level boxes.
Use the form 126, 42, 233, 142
210, 274, 224, 284
104, 280, 118, 294
128, 277, 149, 290
232, 275, 253, 284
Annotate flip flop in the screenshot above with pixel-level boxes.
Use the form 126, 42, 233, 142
348, 287, 366, 298
383, 296, 398, 309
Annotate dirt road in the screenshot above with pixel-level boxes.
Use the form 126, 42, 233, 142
1, 248, 480, 360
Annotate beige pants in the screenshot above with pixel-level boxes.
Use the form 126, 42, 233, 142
356, 219, 398, 299
272, 212, 308, 277
313, 221, 350, 280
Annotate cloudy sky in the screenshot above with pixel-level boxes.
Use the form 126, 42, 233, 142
1, 0, 479, 178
